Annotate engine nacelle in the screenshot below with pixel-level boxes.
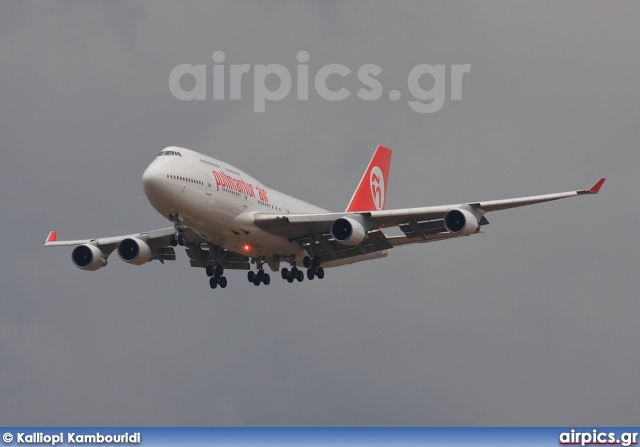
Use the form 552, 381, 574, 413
443, 208, 480, 236
331, 217, 367, 246
118, 238, 153, 265
71, 244, 107, 271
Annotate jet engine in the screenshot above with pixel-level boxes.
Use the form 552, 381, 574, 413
71, 244, 107, 271
117, 238, 153, 265
331, 217, 367, 246
443, 208, 480, 236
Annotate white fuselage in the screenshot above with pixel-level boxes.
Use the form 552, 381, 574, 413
142, 147, 327, 263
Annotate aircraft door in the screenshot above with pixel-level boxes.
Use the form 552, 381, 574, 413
205, 175, 212, 195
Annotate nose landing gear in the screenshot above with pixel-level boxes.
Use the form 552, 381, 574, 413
169, 214, 186, 246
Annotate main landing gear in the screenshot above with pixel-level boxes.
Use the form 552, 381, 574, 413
205, 255, 323, 290
206, 264, 227, 289
303, 255, 324, 280
281, 266, 304, 283
281, 255, 324, 283
247, 259, 270, 286
248, 269, 270, 286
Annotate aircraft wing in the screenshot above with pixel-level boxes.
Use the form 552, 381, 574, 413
252, 178, 605, 263
43, 227, 251, 270
43, 227, 179, 260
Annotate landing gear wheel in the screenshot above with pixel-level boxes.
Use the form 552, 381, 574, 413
291, 266, 299, 276
209, 277, 218, 289
287, 275, 294, 283
178, 234, 186, 246
206, 265, 214, 277
281, 268, 288, 280
313, 255, 321, 267
262, 273, 271, 285
303, 256, 311, 268
215, 265, 224, 277
307, 269, 315, 280
218, 276, 227, 288
248, 271, 255, 282
170, 234, 178, 247
316, 267, 325, 279
253, 278, 261, 286
297, 270, 304, 282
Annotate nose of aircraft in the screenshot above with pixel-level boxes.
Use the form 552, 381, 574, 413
141, 157, 179, 217
142, 162, 163, 197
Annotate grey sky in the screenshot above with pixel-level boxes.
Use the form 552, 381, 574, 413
1, 1, 639, 425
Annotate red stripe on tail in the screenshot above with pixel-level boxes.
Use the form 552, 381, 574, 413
346, 145, 392, 212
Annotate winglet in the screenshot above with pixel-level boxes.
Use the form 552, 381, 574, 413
587, 178, 605, 194
45, 231, 57, 244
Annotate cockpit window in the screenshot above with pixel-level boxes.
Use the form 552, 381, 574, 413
158, 150, 182, 157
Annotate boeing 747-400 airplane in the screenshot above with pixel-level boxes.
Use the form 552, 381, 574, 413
44, 145, 604, 289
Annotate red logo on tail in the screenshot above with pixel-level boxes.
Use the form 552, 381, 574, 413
370, 166, 385, 210
346, 145, 392, 212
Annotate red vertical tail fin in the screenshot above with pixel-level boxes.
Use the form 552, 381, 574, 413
345, 145, 392, 212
